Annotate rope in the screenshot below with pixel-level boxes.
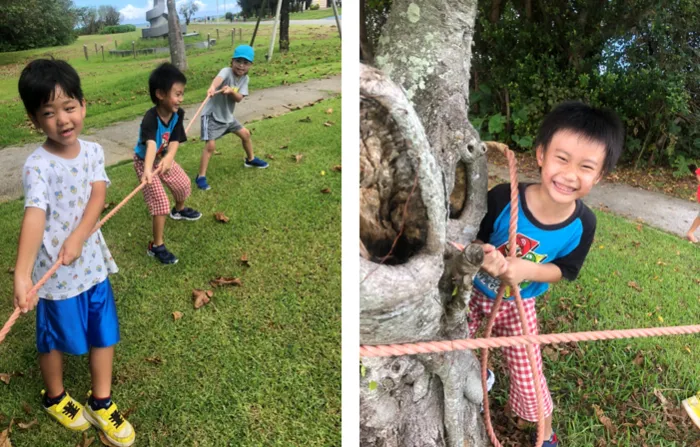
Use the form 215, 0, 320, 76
359, 144, 700, 446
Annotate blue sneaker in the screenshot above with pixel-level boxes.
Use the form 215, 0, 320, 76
147, 242, 178, 265
531, 431, 559, 447
170, 207, 202, 221
195, 175, 211, 191
244, 156, 269, 169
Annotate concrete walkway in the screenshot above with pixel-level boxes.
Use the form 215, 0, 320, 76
0, 75, 341, 203
488, 163, 699, 239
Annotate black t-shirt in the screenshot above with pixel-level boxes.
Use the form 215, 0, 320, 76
134, 107, 187, 158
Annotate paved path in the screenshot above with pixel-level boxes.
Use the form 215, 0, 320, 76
0, 75, 341, 203
488, 164, 698, 239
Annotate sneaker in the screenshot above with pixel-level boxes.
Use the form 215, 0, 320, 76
531, 431, 559, 447
41, 390, 90, 432
195, 175, 211, 191
682, 392, 700, 429
83, 392, 135, 447
244, 156, 269, 169
147, 242, 179, 264
170, 207, 202, 221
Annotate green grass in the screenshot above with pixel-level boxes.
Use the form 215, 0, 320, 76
290, 8, 342, 20
487, 210, 700, 445
0, 98, 341, 446
0, 23, 340, 149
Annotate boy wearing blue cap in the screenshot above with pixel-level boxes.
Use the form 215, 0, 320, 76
195, 44, 268, 190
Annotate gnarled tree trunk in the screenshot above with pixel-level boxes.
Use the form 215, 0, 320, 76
360, 1, 490, 445
166, 0, 187, 70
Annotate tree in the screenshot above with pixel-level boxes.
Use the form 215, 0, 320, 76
75, 6, 101, 35
98, 5, 120, 26
360, 0, 491, 446
225, 11, 234, 22
279, 0, 290, 52
0, 0, 78, 52
167, 0, 187, 70
179, 0, 199, 26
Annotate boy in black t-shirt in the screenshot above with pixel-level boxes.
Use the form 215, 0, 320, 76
470, 102, 624, 446
133, 63, 202, 265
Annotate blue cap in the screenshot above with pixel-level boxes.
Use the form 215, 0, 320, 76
233, 45, 254, 62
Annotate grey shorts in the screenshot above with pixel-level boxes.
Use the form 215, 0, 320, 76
201, 115, 243, 141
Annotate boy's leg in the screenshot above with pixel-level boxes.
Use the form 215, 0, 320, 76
687, 214, 700, 242
89, 346, 114, 398
198, 139, 217, 178
162, 162, 202, 221
40, 350, 65, 397
153, 215, 166, 246
234, 127, 254, 161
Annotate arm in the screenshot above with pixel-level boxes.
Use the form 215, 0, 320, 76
142, 140, 158, 184
221, 86, 245, 103
160, 141, 180, 173
207, 76, 225, 97
499, 258, 563, 286
58, 181, 106, 265
13, 207, 46, 312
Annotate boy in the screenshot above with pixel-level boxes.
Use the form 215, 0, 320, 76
134, 63, 202, 265
685, 165, 700, 243
469, 102, 624, 446
15, 59, 134, 446
195, 44, 268, 191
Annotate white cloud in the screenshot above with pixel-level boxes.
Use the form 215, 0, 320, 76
119, 1, 153, 21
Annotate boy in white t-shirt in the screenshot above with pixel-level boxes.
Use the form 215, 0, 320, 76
14, 59, 134, 446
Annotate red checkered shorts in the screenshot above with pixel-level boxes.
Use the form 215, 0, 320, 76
133, 155, 191, 216
468, 288, 553, 421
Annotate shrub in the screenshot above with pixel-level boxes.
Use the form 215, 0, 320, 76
310, 4, 320, 10
101, 25, 136, 34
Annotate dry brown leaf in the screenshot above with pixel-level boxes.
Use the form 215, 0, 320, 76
323, 121, 334, 127
653, 388, 670, 414
97, 430, 120, 446
321, 188, 331, 194
636, 223, 643, 232
103, 202, 113, 211
17, 419, 37, 430
77, 431, 95, 447
294, 154, 303, 163
120, 407, 135, 419
145, 356, 163, 365
265, 154, 275, 160
192, 289, 212, 308
632, 352, 644, 366
172, 311, 183, 321
6, 267, 14, 274
299, 116, 312, 123
240, 254, 250, 267
0, 428, 10, 447
21, 403, 31, 415
542, 346, 559, 361
325, 108, 333, 114
331, 165, 341, 172
279, 145, 288, 150
214, 212, 229, 223
210, 277, 242, 287
0, 374, 10, 385
593, 404, 616, 435
627, 281, 643, 292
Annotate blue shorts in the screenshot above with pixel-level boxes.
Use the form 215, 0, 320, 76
36, 278, 120, 355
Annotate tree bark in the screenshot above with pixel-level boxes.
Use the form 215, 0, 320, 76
360, 0, 491, 446
166, 0, 187, 70
279, 0, 290, 52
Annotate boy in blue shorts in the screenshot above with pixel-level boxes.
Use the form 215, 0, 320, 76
470, 102, 624, 446
195, 44, 268, 191
14, 60, 134, 446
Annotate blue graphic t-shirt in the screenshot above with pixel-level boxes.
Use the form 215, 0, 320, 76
473, 183, 596, 300
134, 107, 187, 159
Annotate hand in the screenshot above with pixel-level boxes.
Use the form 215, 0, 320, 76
13, 274, 37, 314
142, 168, 154, 185
58, 232, 84, 266
480, 244, 508, 277
207, 86, 217, 97
498, 257, 530, 287
160, 156, 174, 175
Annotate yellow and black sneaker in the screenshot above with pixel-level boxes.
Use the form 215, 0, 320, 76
83, 392, 135, 447
682, 391, 700, 430
41, 390, 90, 431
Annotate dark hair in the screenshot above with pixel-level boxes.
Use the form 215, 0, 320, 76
148, 63, 187, 104
18, 59, 84, 117
535, 101, 625, 176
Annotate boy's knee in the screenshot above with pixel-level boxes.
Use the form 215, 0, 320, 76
238, 128, 251, 141
204, 141, 216, 154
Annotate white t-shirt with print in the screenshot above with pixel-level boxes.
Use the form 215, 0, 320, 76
22, 139, 119, 301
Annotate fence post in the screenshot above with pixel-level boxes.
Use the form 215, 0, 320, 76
115, 40, 118, 49
94, 43, 98, 54
239, 28, 242, 40
216, 28, 219, 41
232, 29, 235, 46
101, 45, 104, 61
132, 41, 136, 59
83, 45, 88, 61
207, 33, 211, 49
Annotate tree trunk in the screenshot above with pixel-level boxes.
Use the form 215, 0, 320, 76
360, 0, 491, 446
166, 0, 187, 70
279, 0, 290, 52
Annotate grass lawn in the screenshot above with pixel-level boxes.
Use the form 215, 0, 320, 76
485, 208, 700, 445
0, 98, 341, 446
0, 23, 340, 149
290, 8, 342, 20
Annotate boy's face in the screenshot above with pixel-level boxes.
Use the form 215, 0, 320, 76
156, 82, 185, 114
231, 58, 252, 77
31, 86, 86, 149
536, 130, 606, 205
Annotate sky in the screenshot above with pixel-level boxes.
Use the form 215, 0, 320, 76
73, 0, 241, 24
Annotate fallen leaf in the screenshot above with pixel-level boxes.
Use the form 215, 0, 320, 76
265, 154, 275, 160
17, 419, 37, 430
77, 431, 95, 447
636, 223, 643, 231
214, 212, 229, 223
6, 267, 13, 274
192, 289, 212, 309
627, 281, 643, 292
97, 430, 120, 446
332, 165, 341, 172
145, 356, 164, 365
0, 374, 10, 385
120, 407, 135, 419
172, 311, 183, 321
210, 277, 242, 287
593, 404, 616, 435
299, 116, 312, 123
325, 108, 333, 114
632, 352, 644, 366
0, 428, 10, 447
103, 202, 114, 211
279, 145, 288, 150
323, 121, 334, 127
22, 403, 31, 415
240, 254, 250, 266
321, 188, 331, 194
214, 150, 222, 155
294, 154, 303, 163
653, 388, 670, 415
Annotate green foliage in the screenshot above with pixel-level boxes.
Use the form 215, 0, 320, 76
100, 25, 136, 35
180, 0, 200, 26
225, 11, 234, 22
310, 3, 320, 10
0, 0, 78, 52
